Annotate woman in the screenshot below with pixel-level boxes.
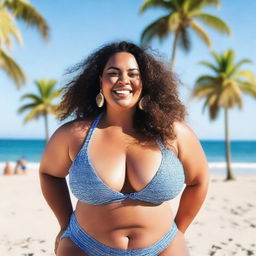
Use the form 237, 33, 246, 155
39, 41, 209, 256
15, 157, 28, 175
3, 161, 14, 175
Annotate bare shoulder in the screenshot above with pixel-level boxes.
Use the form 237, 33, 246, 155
64, 118, 95, 161
59, 118, 93, 141
173, 121, 209, 185
39, 118, 93, 177
165, 121, 194, 157
174, 121, 196, 139
45, 119, 91, 150
173, 121, 200, 154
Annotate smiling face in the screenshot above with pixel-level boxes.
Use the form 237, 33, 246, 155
100, 52, 142, 111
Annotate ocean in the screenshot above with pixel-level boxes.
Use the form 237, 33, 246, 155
0, 139, 255, 174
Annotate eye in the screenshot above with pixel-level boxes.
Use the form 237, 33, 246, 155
107, 72, 119, 77
129, 73, 140, 78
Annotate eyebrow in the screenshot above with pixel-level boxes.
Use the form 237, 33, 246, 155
106, 67, 139, 71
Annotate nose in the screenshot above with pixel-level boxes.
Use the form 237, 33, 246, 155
117, 73, 130, 85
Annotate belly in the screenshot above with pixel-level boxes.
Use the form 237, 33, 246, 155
75, 199, 174, 249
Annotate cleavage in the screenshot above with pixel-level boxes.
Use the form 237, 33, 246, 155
87, 129, 162, 193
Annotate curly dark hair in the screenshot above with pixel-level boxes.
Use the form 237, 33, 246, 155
57, 41, 186, 145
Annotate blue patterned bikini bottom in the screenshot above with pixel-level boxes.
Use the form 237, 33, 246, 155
61, 212, 178, 256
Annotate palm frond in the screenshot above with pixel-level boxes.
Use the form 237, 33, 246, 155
34, 79, 57, 97
224, 50, 235, 75
34, 79, 46, 97
0, 48, 27, 88
140, 15, 170, 44
0, 7, 23, 48
195, 75, 216, 85
188, 0, 205, 12
44, 79, 58, 96
190, 20, 211, 47
47, 89, 61, 101
19, 78, 59, 123
228, 59, 252, 77
198, 60, 219, 73
23, 104, 46, 123
20, 93, 41, 102
139, 0, 175, 13
234, 70, 254, 80
188, 0, 219, 13
4, 0, 49, 40
211, 51, 221, 66
219, 80, 243, 108
193, 82, 218, 98
204, 0, 221, 6
167, 12, 181, 31
45, 104, 59, 115
195, 49, 255, 114
171, 0, 182, 10
196, 13, 231, 35
18, 102, 38, 113
238, 81, 256, 97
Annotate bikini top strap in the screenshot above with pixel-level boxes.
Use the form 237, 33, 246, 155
85, 114, 166, 152
157, 139, 166, 152
84, 112, 104, 147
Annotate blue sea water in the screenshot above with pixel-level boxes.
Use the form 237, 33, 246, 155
0, 139, 46, 162
0, 139, 255, 173
201, 140, 256, 163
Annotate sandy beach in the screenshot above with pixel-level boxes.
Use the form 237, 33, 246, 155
0, 170, 255, 256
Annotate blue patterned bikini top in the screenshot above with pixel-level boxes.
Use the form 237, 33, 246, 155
68, 113, 185, 205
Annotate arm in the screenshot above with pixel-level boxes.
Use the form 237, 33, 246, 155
174, 122, 209, 233
39, 125, 73, 231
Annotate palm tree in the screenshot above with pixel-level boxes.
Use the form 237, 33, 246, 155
0, 0, 49, 88
18, 79, 60, 142
139, 0, 231, 68
192, 49, 256, 180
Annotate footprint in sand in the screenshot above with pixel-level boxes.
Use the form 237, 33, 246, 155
209, 244, 222, 256
230, 208, 239, 215
247, 250, 254, 255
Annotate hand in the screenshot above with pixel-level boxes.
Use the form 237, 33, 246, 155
54, 228, 66, 255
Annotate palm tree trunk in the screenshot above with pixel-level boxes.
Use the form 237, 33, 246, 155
170, 30, 180, 70
224, 108, 235, 180
44, 113, 49, 143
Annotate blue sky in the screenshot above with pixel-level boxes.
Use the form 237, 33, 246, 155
0, 0, 256, 140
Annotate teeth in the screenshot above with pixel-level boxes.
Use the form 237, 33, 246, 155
114, 90, 131, 95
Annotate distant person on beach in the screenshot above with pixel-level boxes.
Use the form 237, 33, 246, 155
14, 157, 28, 175
40, 41, 209, 256
3, 161, 14, 175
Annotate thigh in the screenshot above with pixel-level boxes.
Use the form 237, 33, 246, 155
57, 238, 89, 256
159, 230, 190, 256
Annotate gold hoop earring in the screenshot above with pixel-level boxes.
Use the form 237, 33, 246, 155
96, 89, 104, 108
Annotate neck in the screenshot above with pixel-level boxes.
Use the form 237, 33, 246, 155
102, 107, 136, 130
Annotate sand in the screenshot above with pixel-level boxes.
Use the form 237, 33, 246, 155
0, 171, 255, 256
